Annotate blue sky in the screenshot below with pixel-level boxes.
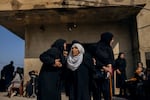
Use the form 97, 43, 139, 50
0, 25, 25, 71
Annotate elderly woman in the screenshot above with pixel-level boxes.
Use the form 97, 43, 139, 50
67, 43, 94, 100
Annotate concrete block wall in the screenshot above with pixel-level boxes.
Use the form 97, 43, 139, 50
137, 0, 150, 67
24, 21, 135, 83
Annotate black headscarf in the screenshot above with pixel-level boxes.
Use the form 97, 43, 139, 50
96, 32, 114, 67
99, 32, 113, 46
51, 39, 66, 52
115, 52, 126, 71
71, 40, 80, 46
117, 52, 125, 59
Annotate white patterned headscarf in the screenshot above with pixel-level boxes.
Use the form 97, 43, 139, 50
67, 43, 85, 71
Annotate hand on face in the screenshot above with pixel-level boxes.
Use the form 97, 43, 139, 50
63, 50, 68, 57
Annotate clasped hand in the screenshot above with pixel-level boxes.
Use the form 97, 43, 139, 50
53, 59, 62, 67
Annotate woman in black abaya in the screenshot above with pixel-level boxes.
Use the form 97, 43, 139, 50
37, 39, 67, 100
67, 43, 94, 100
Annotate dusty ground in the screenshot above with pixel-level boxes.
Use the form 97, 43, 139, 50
0, 92, 128, 100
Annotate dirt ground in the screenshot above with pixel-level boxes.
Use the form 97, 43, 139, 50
0, 92, 128, 100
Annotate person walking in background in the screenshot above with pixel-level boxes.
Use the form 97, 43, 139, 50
115, 52, 127, 97
38, 39, 67, 100
66, 43, 95, 100
93, 32, 114, 100
1, 61, 15, 91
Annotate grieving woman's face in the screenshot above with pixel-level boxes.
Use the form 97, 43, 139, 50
72, 46, 80, 56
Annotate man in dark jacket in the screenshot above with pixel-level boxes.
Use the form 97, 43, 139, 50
93, 32, 114, 100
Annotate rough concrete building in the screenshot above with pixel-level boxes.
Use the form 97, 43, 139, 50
0, 0, 147, 93
137, 0, 150, 69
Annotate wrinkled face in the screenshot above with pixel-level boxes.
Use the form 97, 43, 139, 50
63, 43, 67, 51
72, 46, 80, 56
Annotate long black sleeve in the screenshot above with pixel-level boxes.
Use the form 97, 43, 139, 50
84, 53, 95, 72
39, 48, 58, 66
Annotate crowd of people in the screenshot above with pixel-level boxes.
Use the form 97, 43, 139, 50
115, 52, 150, 100
37, 32, 150, 100
38, 32, 113, 100
0, 32, 150, 100
0, 61, 24, 97
0, 61, 38, 98
125, 62, 150, 100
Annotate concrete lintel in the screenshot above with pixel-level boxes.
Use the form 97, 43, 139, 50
0, 0, 146, 11
0, 4, 145, 39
